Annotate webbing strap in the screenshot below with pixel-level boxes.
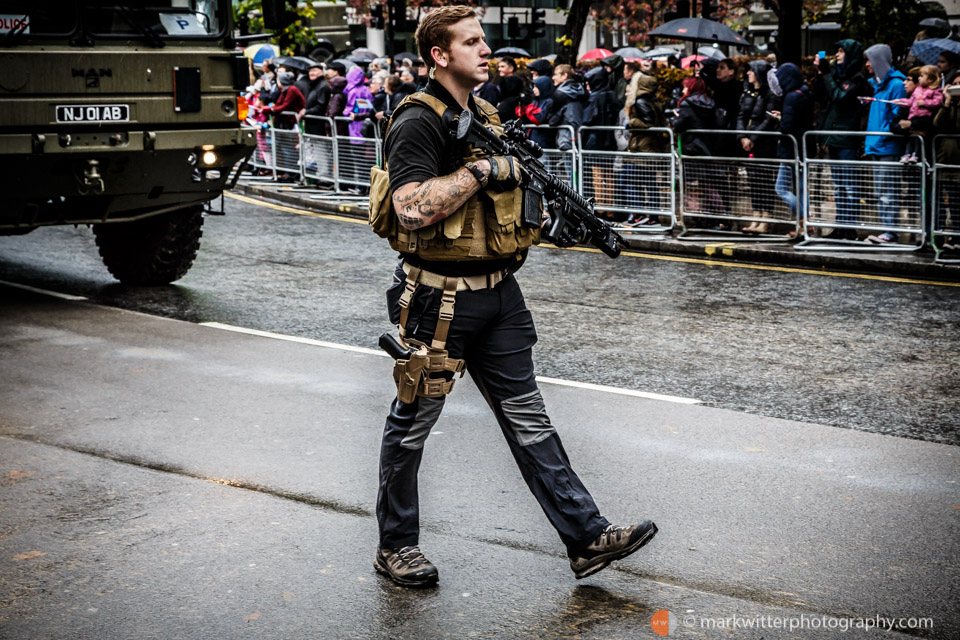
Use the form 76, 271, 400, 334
431, 277, 458, 350
397, 265, 421, 339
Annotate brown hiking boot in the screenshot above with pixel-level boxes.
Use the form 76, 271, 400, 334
374, 546, 439, 587
568, 521, 658, 579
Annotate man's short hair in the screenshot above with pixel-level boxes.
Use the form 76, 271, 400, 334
386, 75, 403, 92
625, 61, 641, 73
499, 56, 516, 70
719, 58, 736, 70
415, 5, 478, 70
554, 64, 573, 79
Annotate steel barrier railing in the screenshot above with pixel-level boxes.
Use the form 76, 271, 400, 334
931, 135, 960, 263
248, 123, 276, 179
521, 124, 579, 191
272, 112, 303, 178
677, 130, 799, 241
332, 116, 380, 195
301, 116, 338, 189
578, 126, 676, 233
798, 131, 926, 252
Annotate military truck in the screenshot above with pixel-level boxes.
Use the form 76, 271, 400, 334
0, 1, 283, 285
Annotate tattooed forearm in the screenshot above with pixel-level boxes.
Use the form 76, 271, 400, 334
393, 160, 490, 230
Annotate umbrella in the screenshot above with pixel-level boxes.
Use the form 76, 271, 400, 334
542, 53, 557, 62
649, 17, 749, 47
394, 51, 419, 63
910, 37, 960, 65
580, 48, 614, 61
642, 46, 679, 59
919, 17, 951, 35
614, 46, 645, 60
494, 46, 531, 58
328, 58, 359, 71
350, 47, 378, 60
697, 45, 725, 60
243, 43, 279, 64
681, 54, 708, 69
275, 56, 317, 72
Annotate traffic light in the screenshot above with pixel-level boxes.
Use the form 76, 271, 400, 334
531, 8, 546, 38
370, 4, 384, 30
507, 16, 520, 39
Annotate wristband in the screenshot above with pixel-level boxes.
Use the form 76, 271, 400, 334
465, 163, 488, 188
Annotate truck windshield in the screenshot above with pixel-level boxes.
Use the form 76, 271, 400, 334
83, 1, 224, 38
0, 1, 224, 39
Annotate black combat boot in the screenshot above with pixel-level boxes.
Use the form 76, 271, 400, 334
568, 521, 658, 579
374, 546, 439, 587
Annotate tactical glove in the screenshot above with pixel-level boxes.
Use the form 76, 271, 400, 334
486, 155, 522, 192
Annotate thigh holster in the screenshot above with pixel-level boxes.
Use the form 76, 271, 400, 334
392, 265, 466, 403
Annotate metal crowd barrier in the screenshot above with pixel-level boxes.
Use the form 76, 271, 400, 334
521, 124, 579, 190
272, 111, 303, 177
931, 135, 960, 263
678, 130, 799, 241
799, 131, 926, 252
247, 124, 276, 179
332, 116, 380, 196
578, 125, 676, 233
301, 116, 338, 189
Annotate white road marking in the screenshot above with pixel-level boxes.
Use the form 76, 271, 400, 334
0, 280, 88, 301
200, 322, 702, 405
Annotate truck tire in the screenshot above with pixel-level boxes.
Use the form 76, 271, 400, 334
93, 206, 204, 285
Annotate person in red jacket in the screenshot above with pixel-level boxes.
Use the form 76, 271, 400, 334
262, 71, 305, 130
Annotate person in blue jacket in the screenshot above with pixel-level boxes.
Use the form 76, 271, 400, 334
772, 63, 813, 232
863, 44, 907, 244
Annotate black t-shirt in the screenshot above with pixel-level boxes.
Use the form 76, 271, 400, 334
385, 79, 516, 277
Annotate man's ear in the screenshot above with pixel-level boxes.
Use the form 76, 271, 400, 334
431, 46, 448, 70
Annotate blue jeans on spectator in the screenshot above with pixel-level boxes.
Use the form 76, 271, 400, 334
828, 146, 860, 226
871, 154, 901, 240
775, 161, 803, 218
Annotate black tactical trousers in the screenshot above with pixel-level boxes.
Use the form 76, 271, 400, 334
377, 262, 610, 553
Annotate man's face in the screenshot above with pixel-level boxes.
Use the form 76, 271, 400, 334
498, 60, 513, 77
400, 69, 415, 84
325, 68, 338, 80
370, 79, 382, 93
552, 70, 566, 86
308, 67, 323, 81
436, 17, 492, 86
835, 48, 845, 65
939, 55, 952, 72
865, 59, 873, 75
623, 67, 635, 80
716, 62, 735, 82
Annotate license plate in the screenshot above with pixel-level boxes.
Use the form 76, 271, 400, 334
56, 104, 130, 123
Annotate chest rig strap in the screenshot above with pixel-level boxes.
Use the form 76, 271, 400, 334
393, 264, 466, 403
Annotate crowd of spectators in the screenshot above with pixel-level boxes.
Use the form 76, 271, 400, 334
243, 31, 960, 244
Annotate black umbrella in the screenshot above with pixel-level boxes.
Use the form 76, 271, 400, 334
648, 18, 749, 48
394, 52, 419, 63
493, 46, 531, 58
275, 55, 316, 72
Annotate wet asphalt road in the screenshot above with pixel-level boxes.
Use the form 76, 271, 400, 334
0, 192, 958, 445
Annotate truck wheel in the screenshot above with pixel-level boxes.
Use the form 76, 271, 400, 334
93, 206, 204, 285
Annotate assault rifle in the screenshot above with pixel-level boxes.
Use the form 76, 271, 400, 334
453, 111, 627, 258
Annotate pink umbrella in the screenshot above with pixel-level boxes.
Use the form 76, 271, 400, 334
579, 48, 614, 61
681, 54, 707, 69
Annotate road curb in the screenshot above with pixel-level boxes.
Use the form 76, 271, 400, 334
231, 183, 960, 282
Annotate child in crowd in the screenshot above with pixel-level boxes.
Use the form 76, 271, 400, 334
895, 65, 942, 162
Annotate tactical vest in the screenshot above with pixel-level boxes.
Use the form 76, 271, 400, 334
368, 92, 539, 261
